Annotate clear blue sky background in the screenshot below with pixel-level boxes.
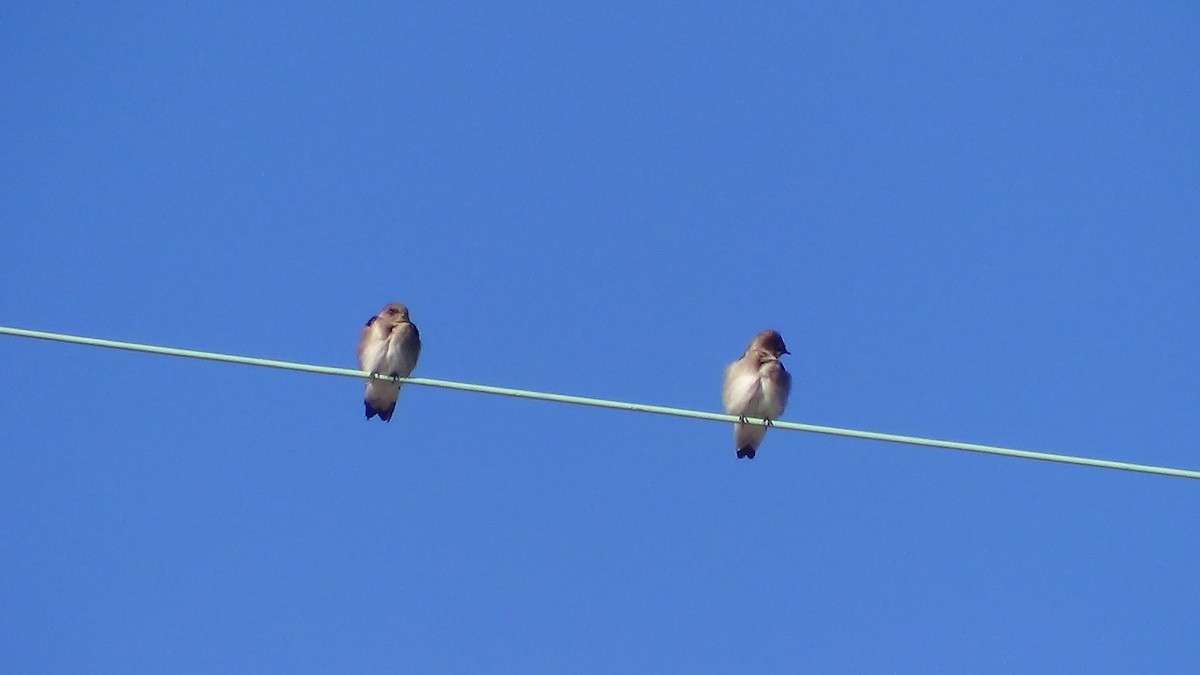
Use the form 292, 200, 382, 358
2, 3, 1198, 673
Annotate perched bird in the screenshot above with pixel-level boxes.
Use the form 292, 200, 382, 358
722, 329, 792, 459
357, 302, 422, 422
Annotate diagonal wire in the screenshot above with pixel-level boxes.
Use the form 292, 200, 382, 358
2, 325, 1198, 480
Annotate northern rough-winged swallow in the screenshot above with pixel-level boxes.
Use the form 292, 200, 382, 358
357, 302, 422, 422
722, 329, 792, 459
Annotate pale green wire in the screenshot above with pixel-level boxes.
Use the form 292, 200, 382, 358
2, 325, 1197, 480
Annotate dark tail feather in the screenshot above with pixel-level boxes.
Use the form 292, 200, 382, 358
365, 400, 397, 422
736, 446, 757, 459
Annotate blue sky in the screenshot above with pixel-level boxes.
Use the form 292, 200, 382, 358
2, 2, 1198, 672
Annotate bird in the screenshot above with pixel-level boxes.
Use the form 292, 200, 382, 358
722, 329, 792, 459
356, 302, 421, 422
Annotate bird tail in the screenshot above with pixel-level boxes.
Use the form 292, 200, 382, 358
364, 399, 398, 422
363, 380, 401, 422
734, 421, 766, 459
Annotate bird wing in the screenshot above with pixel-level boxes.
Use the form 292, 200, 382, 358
722, 357, 761, 415
387, 322, 421, 378
357, 319, 384, 371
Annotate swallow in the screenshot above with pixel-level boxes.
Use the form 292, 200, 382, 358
722, 329, 791, 459
357, 302, 421, 422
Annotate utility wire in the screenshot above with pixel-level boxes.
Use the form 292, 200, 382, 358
3, 325, 1198, 480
